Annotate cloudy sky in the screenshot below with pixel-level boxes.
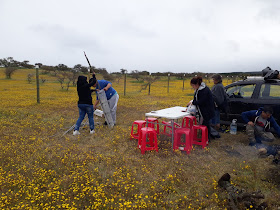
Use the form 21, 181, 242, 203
1, 0, 280, 73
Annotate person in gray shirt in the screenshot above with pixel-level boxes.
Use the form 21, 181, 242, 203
210, 74, 228, 131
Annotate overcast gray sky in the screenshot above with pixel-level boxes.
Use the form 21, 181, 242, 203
1, 0, 280, 73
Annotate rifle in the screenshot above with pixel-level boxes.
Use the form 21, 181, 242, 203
83, 51, 100, 89
84, 51, 92, 81
83, 52, 114, 128
84, 51, 93, 73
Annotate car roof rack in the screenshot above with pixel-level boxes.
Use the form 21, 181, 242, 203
245, 76, 264, 81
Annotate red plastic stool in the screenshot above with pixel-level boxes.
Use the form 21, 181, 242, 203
146, 118, 160, 134
130, 120, 146, 140
192, 125, 208, 149
138, 127, 158, 154
173, 128, 192, 154
162, 121, 181, 136
182, 116, 197, 129
138, 127, 156, 148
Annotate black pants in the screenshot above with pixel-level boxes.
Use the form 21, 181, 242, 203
202, 119, 211, 141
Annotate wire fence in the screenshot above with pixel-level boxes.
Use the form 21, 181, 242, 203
0, 68, 246, 107
116, 74, 243, 97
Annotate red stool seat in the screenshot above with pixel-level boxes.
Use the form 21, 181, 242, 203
192, 125, 208, 149
138, 127, 158, 154
147, 118, 159, 134
182, 116, 197, 129
130, 120, 146, 140
174, 128, 192, 154
162, 121, 181, 136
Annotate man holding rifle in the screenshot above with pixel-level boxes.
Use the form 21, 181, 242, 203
83, 51, 118, 126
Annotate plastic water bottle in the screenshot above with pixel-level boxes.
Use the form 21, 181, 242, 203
230, 119, 237, 135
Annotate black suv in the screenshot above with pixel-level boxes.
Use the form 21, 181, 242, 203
220, 77, 280, 127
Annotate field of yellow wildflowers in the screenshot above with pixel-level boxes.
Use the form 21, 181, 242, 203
0, 68, 279, 209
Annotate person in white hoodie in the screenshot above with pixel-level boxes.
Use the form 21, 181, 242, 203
187, 76, 215, 140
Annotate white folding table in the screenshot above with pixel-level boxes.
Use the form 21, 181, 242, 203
145, 106, 191, 149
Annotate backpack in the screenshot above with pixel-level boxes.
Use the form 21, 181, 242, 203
262, 66, 279, 80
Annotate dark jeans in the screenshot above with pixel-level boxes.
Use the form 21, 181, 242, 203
255, 143, 280, 156
211, 108, 220, 125
75, 104, 94, 131
202, 119, 211, 141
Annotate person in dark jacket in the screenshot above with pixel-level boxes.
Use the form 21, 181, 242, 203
73, 75, 96, 135
187, 76, 215, 140
241, 106, 280, 145
210, 74, 228, 131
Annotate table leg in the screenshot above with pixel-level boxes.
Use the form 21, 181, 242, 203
171, 119, 174, 150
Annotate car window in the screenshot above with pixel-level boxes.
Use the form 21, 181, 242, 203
226, 84, 256, 98
259, 84, 280, 99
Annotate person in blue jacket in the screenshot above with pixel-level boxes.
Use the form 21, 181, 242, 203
241, 106, 280, 146
93, 79, 119, 125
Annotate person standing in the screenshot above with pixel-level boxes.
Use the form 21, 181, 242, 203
93, 79, 119, 125
73, 75, 96, 135
187, 76, 215, 140
210, 74, 228, 131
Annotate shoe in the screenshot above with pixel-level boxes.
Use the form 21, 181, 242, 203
218, 128, 226, 133
249, 139, 256, 146
90, 130, 95, 134
258, 148, 267, 155
73, 130, 80, 135
249, 142, 256, 146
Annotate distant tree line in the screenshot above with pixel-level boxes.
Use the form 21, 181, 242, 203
0, 57, 126, 90
0, 56, 264, 83
0, 57, 34, 79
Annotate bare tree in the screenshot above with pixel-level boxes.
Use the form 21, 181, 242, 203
0, 57, 20, 79
5, 67, 18, 79
114, 74, 122, 83
41, 77, 47, 84
131, 70, 144, 81
140, 75, 160, 94
56, 72, 71, 90
57, 74, 65, 89
27, 73, 34, 84
69, 69, 79, 86
56, 70, 79, 90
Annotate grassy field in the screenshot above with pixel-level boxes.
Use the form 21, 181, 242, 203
0, 69, 279, 209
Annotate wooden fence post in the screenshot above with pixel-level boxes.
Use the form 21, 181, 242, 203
167, 73, 170, 93
35, 64, 40, 104
183, 73, 185, 90
124, 72, 127, 96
